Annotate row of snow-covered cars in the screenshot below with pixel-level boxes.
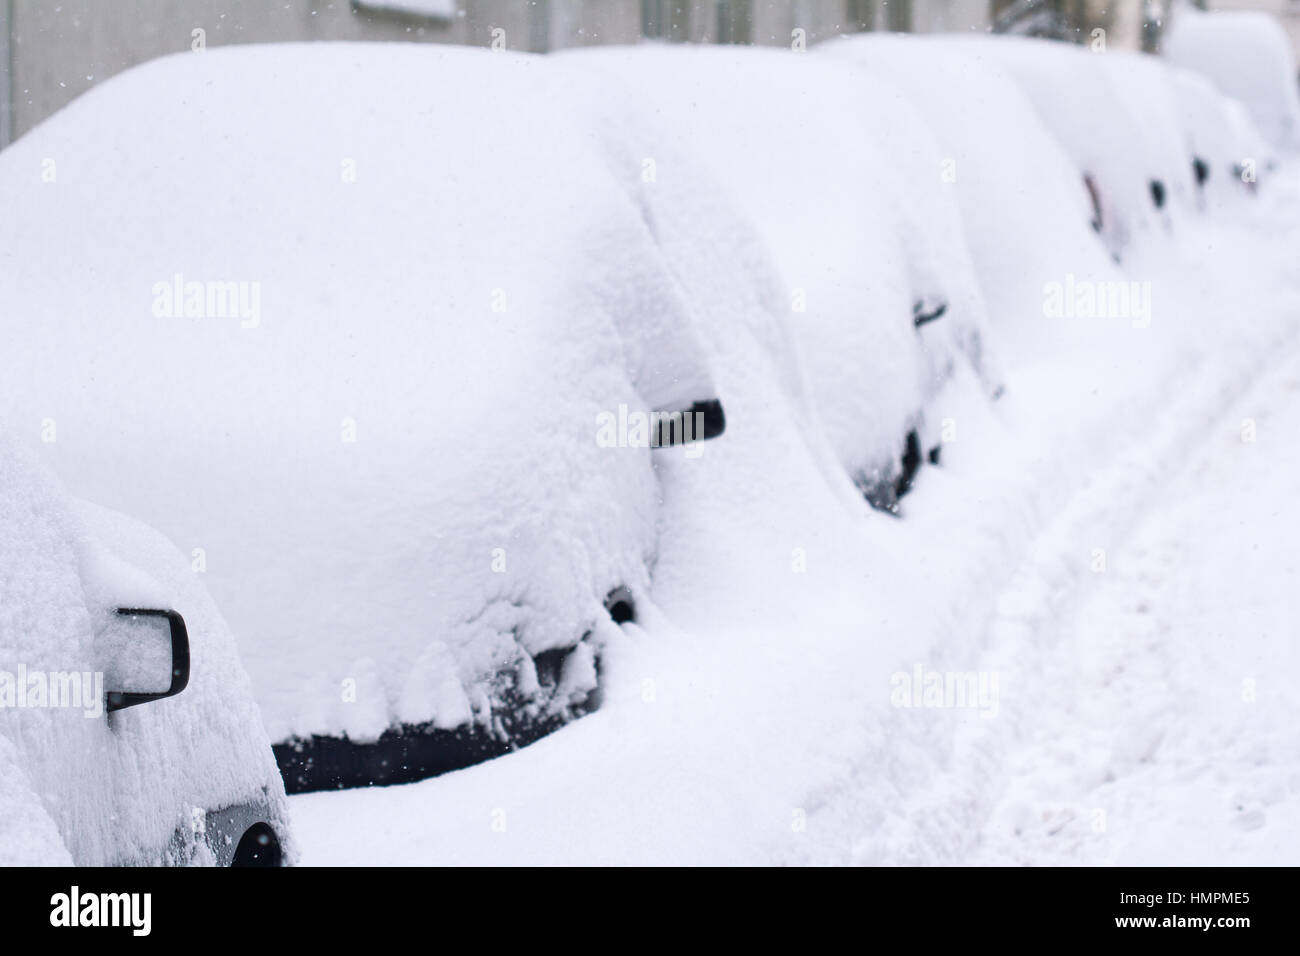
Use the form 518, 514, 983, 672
1, 12, 1295, 863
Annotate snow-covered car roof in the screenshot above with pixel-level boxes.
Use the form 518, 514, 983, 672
822, 35, 1101, 356
928, 36, 1206, 260
565, 44, 1002, 510
1167, 66, 1274, 199
1163, 7, 1300, 154
825, 32, 1279, 375
0, 43, 741, 753
0, 437, 289, 864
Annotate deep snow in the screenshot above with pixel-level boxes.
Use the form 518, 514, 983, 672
290, 159, 1300, 862
565, 44, 1003, 509
0, 44, 760, 747
964, 346, 1300, 864
286, 38, 1300, 864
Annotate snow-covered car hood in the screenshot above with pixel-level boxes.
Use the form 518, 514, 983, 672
0, 438, 289, 865
1162, 7, 1300, 154
0, 43, 744, 746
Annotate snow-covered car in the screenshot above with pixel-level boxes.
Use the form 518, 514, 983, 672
1163, 6, 1300, 154
0, 438, 290, 865
566, 44, 1004, 515
822, 33, 1112, 356
0, 44, 735, 792
822, 34, 1269, 358
1167, 66, 1275, 204
931, 35, 1225, 261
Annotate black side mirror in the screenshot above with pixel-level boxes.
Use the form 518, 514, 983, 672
651, 397, 726, 446
1150, 178, 1167, 209
912, 298, 948, 328
100, 608, 191, 712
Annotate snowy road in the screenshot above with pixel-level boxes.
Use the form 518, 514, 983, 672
963, 343, 1300, 864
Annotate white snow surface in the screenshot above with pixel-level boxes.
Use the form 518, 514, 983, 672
0, 44, 755, 744
285, 37, 1300, 865
565, 44, 1003, 486
0, 439, 290, 865
823, 34, 1113, 365
2, 31, 1298, 865
921, 36, 1223, 262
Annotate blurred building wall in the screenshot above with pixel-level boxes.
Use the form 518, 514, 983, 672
1, 0, 1297, 149
2, 0, 586, 143
0, 0, 997, 147
0, 2, 11, 145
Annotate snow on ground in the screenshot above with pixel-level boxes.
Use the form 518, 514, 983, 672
965, 348, 1300, 864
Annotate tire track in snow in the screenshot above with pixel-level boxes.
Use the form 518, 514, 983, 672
793, 175, 1300, 865
964, 340, 1300, 864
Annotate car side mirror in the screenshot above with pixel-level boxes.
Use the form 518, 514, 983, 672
651, 398, 726, 446
97, 608, 190, 712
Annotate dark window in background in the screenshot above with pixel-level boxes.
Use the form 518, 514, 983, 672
642, 0, 753, 44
